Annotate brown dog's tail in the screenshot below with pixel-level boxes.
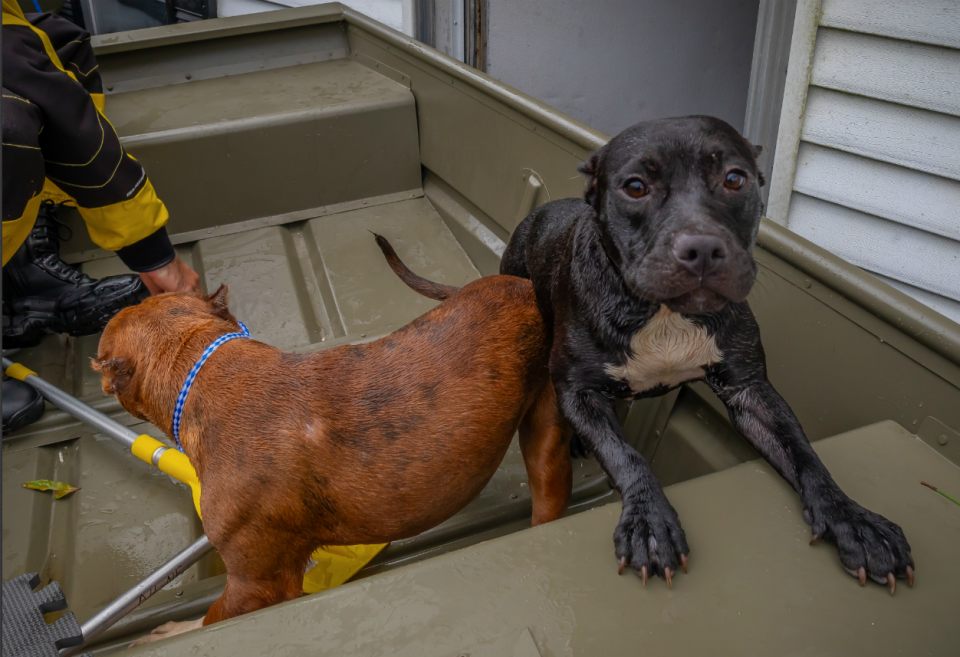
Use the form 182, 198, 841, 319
374, 234, 460, 301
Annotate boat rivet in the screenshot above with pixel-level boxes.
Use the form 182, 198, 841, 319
510, 493, 518, 499
185, 73, 192, 79
938, 434, 948, 445
106, 85, 114, 91
360, 334, 366, 338
175, 590, 184, 597
804, 279, 812, 289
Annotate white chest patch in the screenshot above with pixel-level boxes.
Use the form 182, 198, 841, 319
605, 306, 723, 395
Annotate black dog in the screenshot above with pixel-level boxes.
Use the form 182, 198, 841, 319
501, 116, 914, 592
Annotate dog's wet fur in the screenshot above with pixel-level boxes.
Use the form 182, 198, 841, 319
95, 238, 571, 645
501, 116, 913, 591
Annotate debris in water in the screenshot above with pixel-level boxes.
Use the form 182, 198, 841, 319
23, 479, 80, 499
921, 481, 960, 507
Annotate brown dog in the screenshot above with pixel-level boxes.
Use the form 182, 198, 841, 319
93, 236, 570, 646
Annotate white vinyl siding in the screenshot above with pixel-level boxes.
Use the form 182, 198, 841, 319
769, 0, 960, 324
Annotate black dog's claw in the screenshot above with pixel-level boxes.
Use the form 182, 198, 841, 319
680, 553, 688, 574
887, 573, 896, 595
618, 556, 627, 575
809, 534, 821, 546
640, 565, 648, 587
906, 565, 915, 587
665, 567, 673, 589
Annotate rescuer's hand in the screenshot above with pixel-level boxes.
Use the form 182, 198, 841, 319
139, 255, 202, 295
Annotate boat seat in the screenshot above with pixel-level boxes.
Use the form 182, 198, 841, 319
72, 59, 422, 252
129, 420, 960, 656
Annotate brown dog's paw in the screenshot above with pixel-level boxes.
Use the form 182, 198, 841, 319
128, 618, 204, 649
614, 492, 689, 587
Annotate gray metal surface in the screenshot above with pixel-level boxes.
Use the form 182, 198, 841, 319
60, 536, 213, 657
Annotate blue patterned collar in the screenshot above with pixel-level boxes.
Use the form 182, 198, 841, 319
171, 321, 250, 451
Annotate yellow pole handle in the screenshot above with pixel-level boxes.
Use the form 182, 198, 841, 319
132, 434, 203, 519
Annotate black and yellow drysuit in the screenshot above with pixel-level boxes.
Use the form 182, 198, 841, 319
2, 0, 173, 271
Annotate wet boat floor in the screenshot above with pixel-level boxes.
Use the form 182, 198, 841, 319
1, 192, 612, 651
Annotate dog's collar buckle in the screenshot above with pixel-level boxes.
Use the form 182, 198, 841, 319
171, 321, 250, 451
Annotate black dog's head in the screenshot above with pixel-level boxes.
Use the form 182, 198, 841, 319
581, 116, 764, 314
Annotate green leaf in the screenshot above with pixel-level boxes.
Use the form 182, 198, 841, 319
23, 479, 80, 499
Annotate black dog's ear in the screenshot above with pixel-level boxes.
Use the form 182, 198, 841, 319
203, 284, 232, 319
578, 153, 603, 212
748, 144, 766, 187
91, 357, 135, 398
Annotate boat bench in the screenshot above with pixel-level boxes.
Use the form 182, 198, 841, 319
128, 420, 960, 656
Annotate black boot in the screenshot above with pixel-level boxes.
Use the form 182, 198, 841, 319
2, 377, 45, 434
2, 201, 148, 348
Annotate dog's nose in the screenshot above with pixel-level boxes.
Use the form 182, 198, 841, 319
673, 235, 727, 278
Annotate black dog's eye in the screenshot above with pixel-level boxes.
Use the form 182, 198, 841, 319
623, 178, 648, 199
724, 171, 747, 190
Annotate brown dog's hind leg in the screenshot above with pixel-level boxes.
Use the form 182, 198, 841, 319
202, 536, 310, 626
519, 383, 572, 526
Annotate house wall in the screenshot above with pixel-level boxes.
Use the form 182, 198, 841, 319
484, 0, 761, 137
768, 0, 960, 324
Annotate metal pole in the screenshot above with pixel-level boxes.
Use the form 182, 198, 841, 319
2, 357, 139, 449
59, 535, 214, 656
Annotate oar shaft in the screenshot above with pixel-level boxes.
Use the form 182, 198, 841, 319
59, 535, 214, 656
2, 357, 138, 449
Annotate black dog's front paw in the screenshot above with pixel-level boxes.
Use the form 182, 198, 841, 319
805, 499, 914, 594
614, 494, 689, 587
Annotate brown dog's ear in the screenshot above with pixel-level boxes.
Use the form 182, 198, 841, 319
578, 153, 603, 212
91, 357, 135, 398
203, 284, 231, 320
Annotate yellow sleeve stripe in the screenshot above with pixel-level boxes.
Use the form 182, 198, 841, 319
2, 0, 24, 20
43, 102, 106, 167
67, 61, 99, 77
2, 93, 32, 104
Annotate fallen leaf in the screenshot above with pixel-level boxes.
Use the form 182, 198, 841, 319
23, 479, 80, 499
